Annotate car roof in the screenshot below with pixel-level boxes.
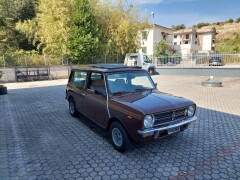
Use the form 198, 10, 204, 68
71, 64, 144, 73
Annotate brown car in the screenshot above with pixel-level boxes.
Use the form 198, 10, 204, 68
66, 64, 197, 152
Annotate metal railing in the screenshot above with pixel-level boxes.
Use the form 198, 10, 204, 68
0, 54, 69, 68
15, 66, 50, 82
152, 53, 240, 68
0, 54, 125, 68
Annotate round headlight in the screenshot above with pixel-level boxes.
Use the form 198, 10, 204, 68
188, 105, 195, 117
144, 115, 155, 128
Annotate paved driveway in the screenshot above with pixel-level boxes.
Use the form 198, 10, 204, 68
1, 75, 240, 180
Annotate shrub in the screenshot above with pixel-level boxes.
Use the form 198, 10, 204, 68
236, 18, 240, 23
225, 19, 234, 23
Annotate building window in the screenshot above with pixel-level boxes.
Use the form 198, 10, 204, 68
142, 31, 148, 40
180, 35, 182, 38
195, 41, 198, 45
174, 42, 177, 45
185, 41, 188, 44
174, 35, 177, 38
195, 35, 198, 38
213, 39, 215, 43
180, 42, 182, 45
186, 34, 189, 39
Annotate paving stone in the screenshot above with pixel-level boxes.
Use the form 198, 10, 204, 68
0, 76, 239, 179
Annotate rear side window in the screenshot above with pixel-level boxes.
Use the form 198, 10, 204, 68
90, 73, 102, 80
71, 71, 87, 88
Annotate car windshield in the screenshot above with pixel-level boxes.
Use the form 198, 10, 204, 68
107, 71, 155, 94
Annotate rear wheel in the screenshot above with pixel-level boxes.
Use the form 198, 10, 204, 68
69, 98, 79, 117
110, 121, 131, 152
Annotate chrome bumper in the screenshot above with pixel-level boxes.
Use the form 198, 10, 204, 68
138, 116, 197, 138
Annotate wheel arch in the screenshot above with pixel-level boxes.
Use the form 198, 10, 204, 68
107, 117, 131, 139
67, 94, 73, 101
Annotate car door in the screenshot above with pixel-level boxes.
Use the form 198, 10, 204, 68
84, 72, 109, 128
69, 71, 88, 115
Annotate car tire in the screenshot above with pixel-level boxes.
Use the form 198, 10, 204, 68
110, 121, 131, 152
0, 86, 7, 95
148, 68, 154, 75
69, 98, 79, 117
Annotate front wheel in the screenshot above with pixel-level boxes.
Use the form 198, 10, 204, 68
148, 68, 155, 75
69, 98, 79, 117
110, 122, 131, 152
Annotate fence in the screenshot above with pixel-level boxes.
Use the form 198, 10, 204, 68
0, 54, 125, 68
152, 53, 240, 68
1, 53, 239, 68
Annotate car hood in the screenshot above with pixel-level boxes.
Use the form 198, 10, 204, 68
111, 91, 194, 114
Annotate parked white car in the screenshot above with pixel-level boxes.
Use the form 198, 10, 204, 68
124, 53, 156, 75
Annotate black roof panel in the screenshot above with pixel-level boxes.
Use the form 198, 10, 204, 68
92, 64, 128, 69
71, 64, 142, 72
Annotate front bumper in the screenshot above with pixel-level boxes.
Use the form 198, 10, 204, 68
138, 116, 197, 139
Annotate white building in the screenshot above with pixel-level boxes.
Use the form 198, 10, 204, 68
173, 27, 217, 55
138, 24, 173, 55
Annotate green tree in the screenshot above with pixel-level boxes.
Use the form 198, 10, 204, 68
67, 0, 101, 63
235, 17, 240, 23
154, 40, 170, 56
16, 0, 74, 55
171, 24, 186, 31
0, 0, 37, 53
225, 18, 234, 23
94, 0, 148, 57
192, 22, 210, 29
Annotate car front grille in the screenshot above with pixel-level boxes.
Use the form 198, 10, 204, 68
154, 108, 188, 126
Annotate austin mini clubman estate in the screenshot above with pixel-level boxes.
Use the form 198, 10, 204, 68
66, 64, 197, 152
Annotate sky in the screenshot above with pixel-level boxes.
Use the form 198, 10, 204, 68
131, 0, 240, 28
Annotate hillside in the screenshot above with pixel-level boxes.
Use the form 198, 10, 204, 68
200, 23, 240, 53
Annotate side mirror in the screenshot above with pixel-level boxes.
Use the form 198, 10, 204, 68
154, 83, 158, 88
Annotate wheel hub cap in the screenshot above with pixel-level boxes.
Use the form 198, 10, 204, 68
112, 128, 123, 147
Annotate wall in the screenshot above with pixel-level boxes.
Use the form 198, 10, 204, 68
0, 68, 16, 82
174, 44, 201, 55
139, 26, 173, 55
202, 33, 212, 51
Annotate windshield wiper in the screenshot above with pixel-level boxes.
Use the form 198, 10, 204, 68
112, 88, 154, 95
112, 90, 130, 95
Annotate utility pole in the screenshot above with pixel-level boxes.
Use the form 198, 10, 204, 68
151, 12, 155, 59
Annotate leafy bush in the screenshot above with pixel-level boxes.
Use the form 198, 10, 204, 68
193, 22, 211, 29
236, 18, 240, 23
171, 24, 186, 30
225, 19, 234, 23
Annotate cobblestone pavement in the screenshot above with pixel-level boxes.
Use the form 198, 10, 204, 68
1, 75, 240, 180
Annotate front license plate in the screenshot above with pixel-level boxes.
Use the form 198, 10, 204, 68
168, 126, 180, 134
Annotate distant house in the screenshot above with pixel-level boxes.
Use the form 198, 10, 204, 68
138, 24, 173, 55
173, 27, 217, 55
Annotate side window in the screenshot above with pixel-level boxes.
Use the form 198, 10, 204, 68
71, 71, 87, 88
90, 73, 102, 81
143, 55, 147, 62
87, 72, 103, 89
88, 72, 105, 94
143, 55, 151, 63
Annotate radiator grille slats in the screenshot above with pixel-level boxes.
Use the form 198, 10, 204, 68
154, 108, 188, 126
